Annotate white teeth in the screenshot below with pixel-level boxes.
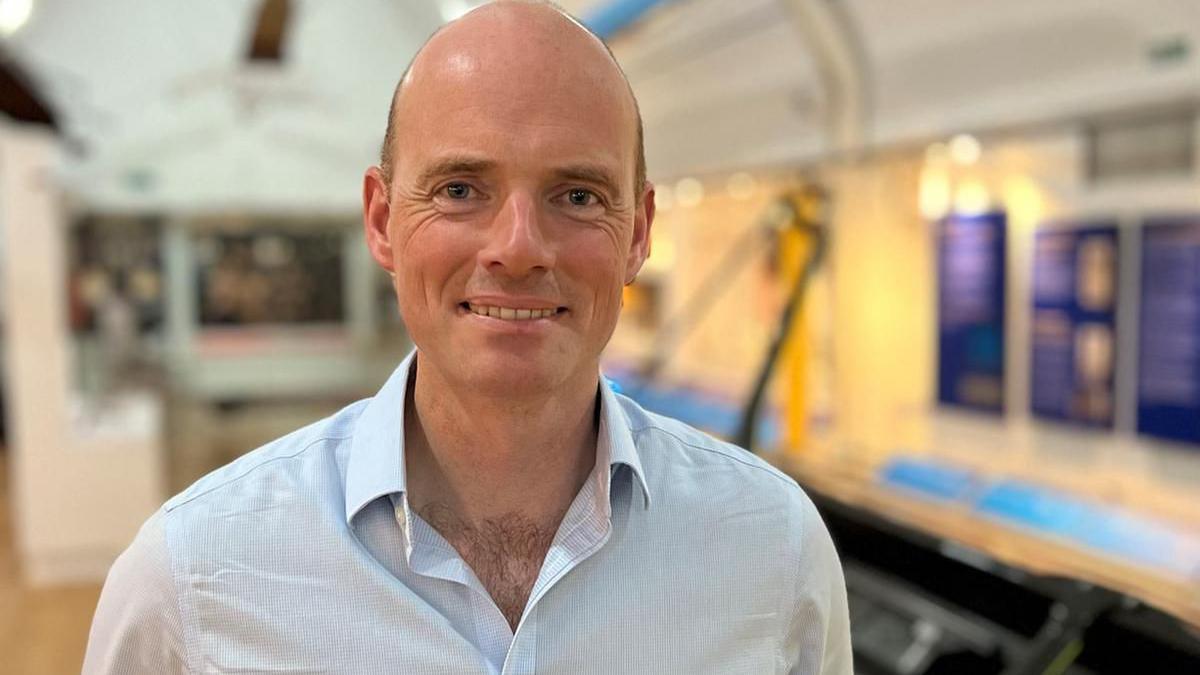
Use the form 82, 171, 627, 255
467, 304, 558, 321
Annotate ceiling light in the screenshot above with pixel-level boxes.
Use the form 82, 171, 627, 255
655, 184, 674, 212
949, 134, 982, 166
437, 0, 481, 23
675, 178, 703, 208
918, 167, 951, 221
0, 0, 33, 36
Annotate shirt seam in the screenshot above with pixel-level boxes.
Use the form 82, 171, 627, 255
408, 518, 458, 555
162, 516, 196, 674
782, 493, 803, 670
630, 424, 800, 489
777, 497, 806, 662
527, 523, 611, 613
164, 433, 353, 513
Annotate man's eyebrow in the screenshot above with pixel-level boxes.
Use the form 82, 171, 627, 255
414, 156, 497, 186
554, 164, 624, 196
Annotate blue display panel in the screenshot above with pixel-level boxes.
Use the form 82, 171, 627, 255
1030, 225, 1119, 427
1138, 218, 1200, 445
876, 455, 1200, 577
937, 212, 1007, 413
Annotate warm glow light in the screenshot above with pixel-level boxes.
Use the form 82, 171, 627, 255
918, 167, 952, 221
644, 232, 675, 273
0, 0, 32, 35
949, 134, 982, 165
1003, 176, 1045, 233
953, 180, 991, 215
655, 184, 674, 212
726, 172, 757, 200
675, 178, 704, 208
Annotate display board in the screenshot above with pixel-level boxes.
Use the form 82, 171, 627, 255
1030, 225, 1119, 427
195, 227, 345, 325
1138, 218, 1200, 445
937, 212, 1007, 413
68, 215, 164, 336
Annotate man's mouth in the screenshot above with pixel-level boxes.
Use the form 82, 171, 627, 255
462, 302, 566, 321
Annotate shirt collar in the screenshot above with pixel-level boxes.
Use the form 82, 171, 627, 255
344, 350, 415, 524
344, 350, 652, 525
598, 371, 652, 509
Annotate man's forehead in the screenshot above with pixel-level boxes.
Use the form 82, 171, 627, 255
379, 0, 644, 194
417, 2, 607, 68
396, 1, 634, 120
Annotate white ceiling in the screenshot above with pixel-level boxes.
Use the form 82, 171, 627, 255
852, 0, 1200, 145
3, 0, 1198, 212
6, 0, 445, 213
612, 0, 1200, 178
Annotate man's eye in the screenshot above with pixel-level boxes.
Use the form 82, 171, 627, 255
567, 189, 597, 206
444, 183, 471, 199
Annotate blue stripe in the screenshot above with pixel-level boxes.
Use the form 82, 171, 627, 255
604, 369, 781, 449
581, 0, 678, 39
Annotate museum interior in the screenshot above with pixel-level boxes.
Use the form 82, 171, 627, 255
1, 0, 1199, 672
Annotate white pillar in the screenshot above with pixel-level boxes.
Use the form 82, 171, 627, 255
1, 119, 164, 585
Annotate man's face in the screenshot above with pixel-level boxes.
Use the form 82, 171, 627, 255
364, 24, 653, 397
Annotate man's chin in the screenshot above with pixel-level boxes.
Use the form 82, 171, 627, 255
452, 351, 568, 392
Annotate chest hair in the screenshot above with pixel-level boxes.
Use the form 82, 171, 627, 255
419, 503, 560, 630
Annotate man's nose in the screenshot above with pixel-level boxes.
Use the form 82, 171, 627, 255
479, 191, 555, 276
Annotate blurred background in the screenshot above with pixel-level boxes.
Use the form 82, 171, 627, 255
1, 0, 1199, 672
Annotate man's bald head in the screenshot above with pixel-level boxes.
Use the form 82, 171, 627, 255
378, 0, 646, 200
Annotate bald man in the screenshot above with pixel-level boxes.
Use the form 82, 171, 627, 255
84, 2, 851, 673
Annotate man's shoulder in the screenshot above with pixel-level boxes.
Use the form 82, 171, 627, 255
615, 393, 809, 506
162, 398, 370, 516
613, 395, 836, 588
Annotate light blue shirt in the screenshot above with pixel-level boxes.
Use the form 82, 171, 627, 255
85, 351, 852, 674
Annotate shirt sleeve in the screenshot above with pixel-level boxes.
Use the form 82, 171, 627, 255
785, 494, 853, 675
83, 510, 189, 674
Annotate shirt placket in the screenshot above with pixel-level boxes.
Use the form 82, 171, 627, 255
395, 494, 519, 670
502, 468, 614, 675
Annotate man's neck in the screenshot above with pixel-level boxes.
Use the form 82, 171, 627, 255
403, 357, 600, 530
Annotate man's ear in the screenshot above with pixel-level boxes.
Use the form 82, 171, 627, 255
625, 181, 656, 284
363, 166, 395, 274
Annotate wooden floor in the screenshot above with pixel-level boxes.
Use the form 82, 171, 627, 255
0, 452, 102, 675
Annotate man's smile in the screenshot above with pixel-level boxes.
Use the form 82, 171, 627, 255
464, 303, 564, 320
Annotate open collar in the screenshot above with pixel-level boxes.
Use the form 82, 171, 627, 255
344, 350, 651, 525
